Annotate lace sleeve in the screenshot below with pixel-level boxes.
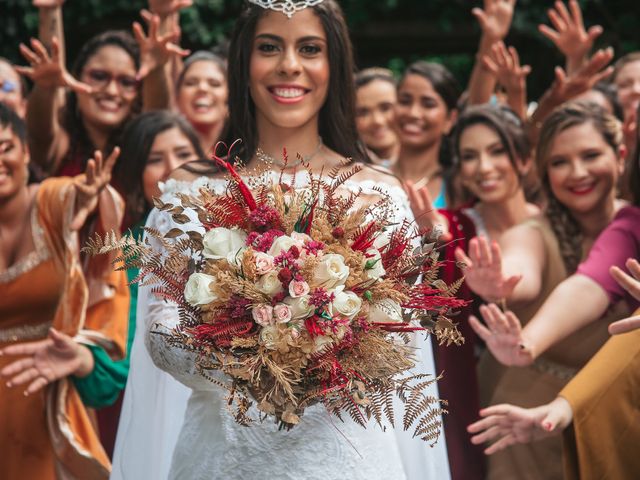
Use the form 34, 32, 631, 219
141, 181, 230, 391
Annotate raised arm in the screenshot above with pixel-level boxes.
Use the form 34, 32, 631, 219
18, 37, 92, 172
452, 224, 547, 307
470, 273, 609, 367
133, 11, 189, 112
34, 0, 66, 64
538, 0, 602, 76
467, 0, 517, 105
481, 42, 531, 119
527, 47, 613, 143
405, 181, 453, 242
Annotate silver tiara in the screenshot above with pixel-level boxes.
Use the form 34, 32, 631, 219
247, 0, 325, 18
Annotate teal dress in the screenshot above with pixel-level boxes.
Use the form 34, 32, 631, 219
72, 222, 144, 408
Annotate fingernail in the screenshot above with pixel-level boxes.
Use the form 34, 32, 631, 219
6, 382, 12, 388
543, 422, 553, 431
23, 391, 29, 397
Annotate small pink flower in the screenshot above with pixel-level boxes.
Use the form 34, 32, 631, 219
273, 304, 293, 324
288, 279, 310, 298
252, 304, 274, 326
254, 252, 275, 275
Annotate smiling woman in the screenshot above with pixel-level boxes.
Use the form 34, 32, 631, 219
112, 2, 451, 480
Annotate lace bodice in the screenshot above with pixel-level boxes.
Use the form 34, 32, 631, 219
140, 172, 451, 480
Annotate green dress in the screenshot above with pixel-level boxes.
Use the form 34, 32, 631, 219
72, 222, 143, 408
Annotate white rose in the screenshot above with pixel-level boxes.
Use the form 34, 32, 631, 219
284, 295, 315, 320
314, 254, 349, 288
313, 335, 334, 353
290, 232, 312, 244
256, 270, 284, 296
369, 299, 403, 323
184, 273, 218, 306
363, 248, 386, 280
254, 252, 275, 275
203, 227, 247, 260
330, 285, 362, 319
259, 324, 279, 350
268, 235, 300, 257
226, 246, 247, 269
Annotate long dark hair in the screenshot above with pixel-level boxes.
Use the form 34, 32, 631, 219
450, 104, 538, 204
224, 1, 367, 163
63, 31, 140, 170
113, 111, 204, 226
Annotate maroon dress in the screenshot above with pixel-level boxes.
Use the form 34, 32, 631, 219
434, 208, 486, 480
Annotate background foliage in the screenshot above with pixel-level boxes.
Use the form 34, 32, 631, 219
2, 0, 639, 98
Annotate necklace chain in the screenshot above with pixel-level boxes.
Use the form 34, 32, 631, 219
257, 136, 323, 169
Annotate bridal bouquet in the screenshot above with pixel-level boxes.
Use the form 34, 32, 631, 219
87, 148, 465, 444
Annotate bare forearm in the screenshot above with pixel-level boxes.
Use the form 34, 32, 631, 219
467, 36, 498, 105
143, 66, 171, 111
522, 275, 609, 359
26, 84, 63, 170
38, 6, 65, 63
73, 344, 95, 377
505, 86, 528, 120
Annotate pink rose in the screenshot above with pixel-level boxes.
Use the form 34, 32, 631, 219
252, 304, 274, 326
273, 304, 293, 324
254, 252, 275, 275
288, 279, 310, 298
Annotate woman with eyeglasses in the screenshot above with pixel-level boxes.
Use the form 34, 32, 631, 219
17, 1, 183, 178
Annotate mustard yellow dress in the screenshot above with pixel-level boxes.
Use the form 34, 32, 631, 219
478, 217, 629, 480
0, 178, 128, 480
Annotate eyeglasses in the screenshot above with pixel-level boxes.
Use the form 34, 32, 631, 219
84, 69, 139, 93
1, 79, 17, 93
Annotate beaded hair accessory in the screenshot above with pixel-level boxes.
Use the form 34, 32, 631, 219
247, 0, 325, 18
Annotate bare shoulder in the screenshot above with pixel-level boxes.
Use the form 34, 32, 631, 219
169, 160, 221, 182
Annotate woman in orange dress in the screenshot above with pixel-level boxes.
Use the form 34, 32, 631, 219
0, 103, 128, 479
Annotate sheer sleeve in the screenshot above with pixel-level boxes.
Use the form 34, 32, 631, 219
141, 205, 226, 391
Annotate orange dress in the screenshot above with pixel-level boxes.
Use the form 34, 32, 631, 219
0, 178, 128, 480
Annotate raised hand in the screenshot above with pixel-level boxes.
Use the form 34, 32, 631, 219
16, 37, 91, 94
71, 147, 120, 231
482, 42, 531, 93
455, 236, 522, 302
539, 0, 602, 68
472, 0, 517, 43
470, 303, 534, 366
548, 47, 614, 104
467, 397, 573, 454
0, 328, 93, 396
608, 258, 640, 334
405, 180, 452, 242
148, 0, 193, 18
133, 12, 189, 80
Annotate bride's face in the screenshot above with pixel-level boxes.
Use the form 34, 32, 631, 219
249, 9, 330, 130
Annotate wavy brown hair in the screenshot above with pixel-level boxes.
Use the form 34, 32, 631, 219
224, 1, 367, 163
536, 102, 623, 273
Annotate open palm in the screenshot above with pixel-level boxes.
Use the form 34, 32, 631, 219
470, 303, 533, 366
455, 236, 521, 302
1, 329, 83, 395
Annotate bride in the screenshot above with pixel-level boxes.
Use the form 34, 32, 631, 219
113, 2, 451, 479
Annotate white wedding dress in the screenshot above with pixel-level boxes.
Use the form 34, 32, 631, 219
112, 174, 451, 480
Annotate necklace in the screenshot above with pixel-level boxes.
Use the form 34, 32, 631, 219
257, 136, 323, 169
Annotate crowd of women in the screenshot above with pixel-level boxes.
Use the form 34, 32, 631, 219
1, 0, 639, 479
